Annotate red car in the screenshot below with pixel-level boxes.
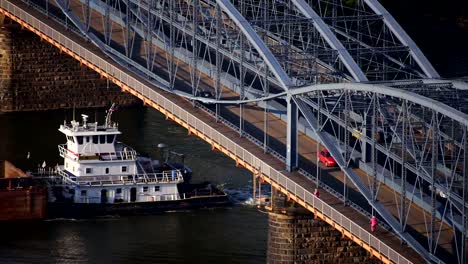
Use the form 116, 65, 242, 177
318, 149, 337, 167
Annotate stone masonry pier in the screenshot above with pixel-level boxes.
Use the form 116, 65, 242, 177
0, 19, 139, 112
266, 191, 380, 264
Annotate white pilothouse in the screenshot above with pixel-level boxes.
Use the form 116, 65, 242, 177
51, 106, 185, 204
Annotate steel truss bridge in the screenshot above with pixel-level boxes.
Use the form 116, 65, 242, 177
1, 0, 467, 262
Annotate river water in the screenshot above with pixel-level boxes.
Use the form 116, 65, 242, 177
0, 108, 267, 264
1, 3, 468, 263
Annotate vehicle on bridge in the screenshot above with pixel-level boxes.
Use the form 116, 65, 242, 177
318, 149, 337, 167
35, 106, 230, 218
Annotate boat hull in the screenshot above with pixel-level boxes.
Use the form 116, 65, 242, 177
47, 194, 231, 218
0, 177, 47, 221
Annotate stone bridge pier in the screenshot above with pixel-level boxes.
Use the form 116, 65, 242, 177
266, 190, 380, 264
0, 19, 139, 112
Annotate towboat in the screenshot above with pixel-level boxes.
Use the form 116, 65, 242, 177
36, 105, 230, 218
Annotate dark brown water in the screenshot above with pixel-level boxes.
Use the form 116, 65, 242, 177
0, 108, 268, 264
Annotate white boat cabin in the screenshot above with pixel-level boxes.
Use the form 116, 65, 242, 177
55, 113, 183, 204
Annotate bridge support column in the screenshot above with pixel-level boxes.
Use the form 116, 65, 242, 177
0, 23, 13, 110
266, 193, 379, 264
0, 21, 139, 112
286, 95, 298, 172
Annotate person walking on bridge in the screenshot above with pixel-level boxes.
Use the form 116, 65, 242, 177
313, 188, 319, 198
370, 216, 378, 232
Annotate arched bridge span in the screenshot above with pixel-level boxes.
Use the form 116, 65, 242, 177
0, 0, 466, 263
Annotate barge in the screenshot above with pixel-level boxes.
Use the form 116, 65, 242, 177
0, 161, 47, 221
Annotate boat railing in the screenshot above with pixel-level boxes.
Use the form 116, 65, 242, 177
75, 192, 181, 203
65, 170, 184, 186
58, 144, 78, 161
75, 197, 102, 203
58, 144, 137, 161
97, 149, 137, 161
35, 167, 184, 186
60, 123, 119, 133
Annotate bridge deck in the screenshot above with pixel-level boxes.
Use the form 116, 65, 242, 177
0, 0, 450, 262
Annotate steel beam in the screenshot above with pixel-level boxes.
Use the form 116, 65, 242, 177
291, 0, 368, 82
287, 94, 298, 171
363, 0, 440, 79
215, 0, 294, 90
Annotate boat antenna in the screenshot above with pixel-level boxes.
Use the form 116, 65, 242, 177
105, 103, 116, 127
82, 114, 89, 128
72, 103, 76, 121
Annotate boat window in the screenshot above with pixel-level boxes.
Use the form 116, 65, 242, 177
100, 135, 106, 144
154, 186, 160, 192
85, 168, 93, 174
116, 188, 122, 194
121, 166, 128, 173
86, 136, 90, 143
143, 186, 148, 192
77, 136, 83, 145
92, 135, 99, 144
107, 135, 115, 144
105, 168, 110, 174
81, 190, 87, 196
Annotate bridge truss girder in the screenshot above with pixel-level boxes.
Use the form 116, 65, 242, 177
12, 0, 467, 262
291, 83, 468, 263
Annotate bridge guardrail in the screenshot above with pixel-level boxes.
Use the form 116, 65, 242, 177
0, 1, 412, 263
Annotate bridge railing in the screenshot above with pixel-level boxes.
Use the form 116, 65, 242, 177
0, 1, 412, 263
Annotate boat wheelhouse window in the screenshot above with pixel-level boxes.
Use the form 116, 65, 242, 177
143, 186, 148, 192
116, 188, 122, 194
105, 168, 110, 174
106, 135, 115, 144
121, 166, 128, 173
86, 136, 90, 143
93, 135, 99, 144
85, 168, 93, 174
81, 190, 87, 196
67, 136, 75, 143
154, 186, 160, 192
77, 136, 83, 145
100, 135, 106, 144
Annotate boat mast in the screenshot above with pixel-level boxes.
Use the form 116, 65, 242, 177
105, 103, 116, 128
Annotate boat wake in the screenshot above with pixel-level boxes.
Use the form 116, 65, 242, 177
45, 218, 79, 222
219, 183, 271, 206
45, 215, 121, 221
